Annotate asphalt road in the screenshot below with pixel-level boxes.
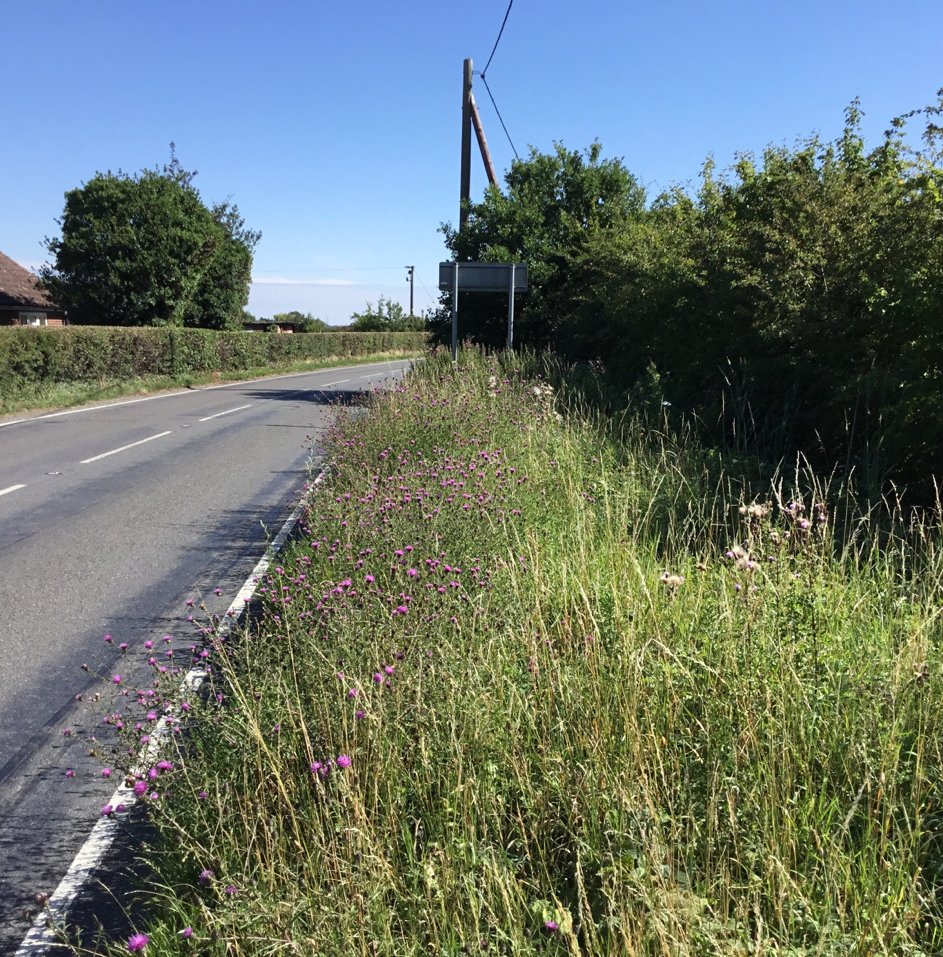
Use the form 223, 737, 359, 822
0, 359, 409, 952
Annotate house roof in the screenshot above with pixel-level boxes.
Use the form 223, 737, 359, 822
0, 251, 55, 311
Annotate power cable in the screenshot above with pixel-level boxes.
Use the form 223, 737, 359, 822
481, 0, 514, 77
418, 274, 441, 309
480, 74, 520, 160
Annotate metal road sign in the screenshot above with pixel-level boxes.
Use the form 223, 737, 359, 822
439, 261, 528, 357
438, 261, 528, 292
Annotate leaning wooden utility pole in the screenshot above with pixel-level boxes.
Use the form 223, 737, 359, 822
459, 58, 473, 233
469, 93, 498, 187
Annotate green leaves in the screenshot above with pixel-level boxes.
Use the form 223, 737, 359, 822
350, 295, 426, 332
440, 142, 646, 350
41, 154, 259, 330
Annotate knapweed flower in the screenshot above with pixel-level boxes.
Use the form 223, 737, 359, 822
198, 868, 214, 885
127, 933, 149, 952
336, 754, 352, 769
180, 927, 193, 939
544, 920, 558, 932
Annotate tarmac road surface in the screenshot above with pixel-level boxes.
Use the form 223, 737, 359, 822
0, 359, 410, 953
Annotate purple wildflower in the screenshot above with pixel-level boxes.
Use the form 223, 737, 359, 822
127, 933, 149, 952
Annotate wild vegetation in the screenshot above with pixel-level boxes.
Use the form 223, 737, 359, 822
438, 94, 943, 497
83, 351, 943, 955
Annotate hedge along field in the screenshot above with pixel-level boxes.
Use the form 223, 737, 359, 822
0, 327, 427, 403
90, 349, 943, 956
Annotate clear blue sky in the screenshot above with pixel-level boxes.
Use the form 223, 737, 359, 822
4, 1, 942, 325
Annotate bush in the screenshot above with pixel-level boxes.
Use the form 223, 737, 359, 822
0, 327, 427, 400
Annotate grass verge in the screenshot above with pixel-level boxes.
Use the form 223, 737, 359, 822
85, 349, 943, 955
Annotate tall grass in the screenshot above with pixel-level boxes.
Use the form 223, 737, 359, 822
100, 349, 943, 955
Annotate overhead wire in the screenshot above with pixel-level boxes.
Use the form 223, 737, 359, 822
478, 0, 520, 161
480, 74, 519, 160
481, 0, 514, 78
418, 274, 440, 309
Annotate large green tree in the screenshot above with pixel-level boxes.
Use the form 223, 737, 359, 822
439, 141, 645, 349
41, 151, 260, 329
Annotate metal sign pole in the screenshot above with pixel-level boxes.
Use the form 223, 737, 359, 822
451, 262, 459, 362
507, 263, 516, 350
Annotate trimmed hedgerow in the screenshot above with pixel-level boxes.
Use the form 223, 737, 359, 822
0, 327, 427, 398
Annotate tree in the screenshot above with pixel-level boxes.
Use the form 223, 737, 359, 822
350, 295, 425, 332
439, 141, 646, 349
41, 148, 260, 329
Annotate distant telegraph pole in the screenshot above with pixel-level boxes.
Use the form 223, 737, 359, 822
405, 265, 415, 316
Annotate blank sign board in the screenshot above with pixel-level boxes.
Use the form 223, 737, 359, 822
438, 262, 528, 292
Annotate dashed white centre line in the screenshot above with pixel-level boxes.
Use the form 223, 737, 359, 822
322, 378, 350, 387
197, 403, 254, 422
359, 373, 385, 379
80, 431, 173, 465
0, 484, 26, 497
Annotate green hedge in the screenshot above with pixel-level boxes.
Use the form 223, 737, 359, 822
0, 327, 427, 396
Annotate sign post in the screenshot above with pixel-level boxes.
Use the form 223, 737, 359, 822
451, 262, 459, 362
507, 264, 516, 350
439, 262, 528, 360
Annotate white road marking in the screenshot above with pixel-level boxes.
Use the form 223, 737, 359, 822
0, 484, 26, 497
360, 373, 386, 379
80, 431, 173, 464
12, 465, 328, 957
197, 403, 254, 422
322, 378, 350, 387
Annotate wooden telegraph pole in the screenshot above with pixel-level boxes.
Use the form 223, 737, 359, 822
454, 57, 502, 360
460, 58, 473, 233
459, 59, 498, 233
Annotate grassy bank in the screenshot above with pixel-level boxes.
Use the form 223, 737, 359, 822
89, 350, 943, 955
0, 350, 421, 418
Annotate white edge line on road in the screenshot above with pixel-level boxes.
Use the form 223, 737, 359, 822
0, 359, 414, 430
0, 483, 27, 497
197, 403, 254, 422
13, 465, 328, 957
80, 430, 173, 465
